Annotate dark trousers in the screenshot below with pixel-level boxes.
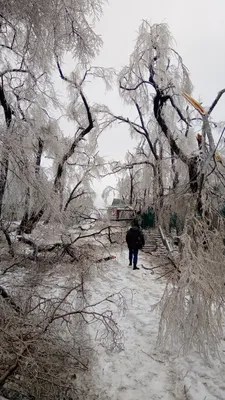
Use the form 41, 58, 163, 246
129, 249, 138, 266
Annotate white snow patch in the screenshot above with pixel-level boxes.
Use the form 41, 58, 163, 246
2, 240, 225, 399
87, 248, 225, 400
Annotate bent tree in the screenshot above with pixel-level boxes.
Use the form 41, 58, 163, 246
112, 21, 225, 221
107, 21, 225, 356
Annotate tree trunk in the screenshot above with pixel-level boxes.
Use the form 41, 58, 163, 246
171, 148, 179, 189
188, 156, 203, 216
157, 144, 164, 209
129, 171, 134, 206
21, 208, 45, 234
0, 85, 12, 218
18, 138, 45, 234
35, 138, 44, 176
0, 150, 9, 217
17, 187, 30, 235
153, 92, 205, 217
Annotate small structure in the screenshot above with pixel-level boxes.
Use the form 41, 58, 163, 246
108, 198, 135, 221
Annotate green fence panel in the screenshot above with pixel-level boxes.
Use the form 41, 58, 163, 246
141, 208, 155, 229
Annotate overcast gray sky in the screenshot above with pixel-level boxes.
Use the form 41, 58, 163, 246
87, 0, 225, 206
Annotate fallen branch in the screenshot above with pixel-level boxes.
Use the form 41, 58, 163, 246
156, 268, 175, 280
1, 262, 24, 276
166, 255, 181, 273
96, 255, 116, 263
141, 350, 165, 364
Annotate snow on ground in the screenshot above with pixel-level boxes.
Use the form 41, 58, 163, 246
1, 234, 225, 399
87, 247, 225, 400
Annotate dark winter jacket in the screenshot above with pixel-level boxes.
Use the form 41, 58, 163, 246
126, 226, 145, 250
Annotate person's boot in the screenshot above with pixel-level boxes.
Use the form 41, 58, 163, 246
129, 262, 132, 266
133, 264, 139, 270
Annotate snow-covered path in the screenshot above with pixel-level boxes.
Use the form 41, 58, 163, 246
1, 238, 225, 399
89, 248, 225, 400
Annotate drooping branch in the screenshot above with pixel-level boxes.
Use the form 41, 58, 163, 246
195, 125, 225, 215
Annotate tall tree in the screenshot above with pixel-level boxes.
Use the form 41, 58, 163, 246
107, 21, 225, 220
0, 0, 105, 232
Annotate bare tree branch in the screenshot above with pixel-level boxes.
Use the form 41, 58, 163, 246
133, 101, 158, 160
54, 61, 94, 192
208, 89, 225, 115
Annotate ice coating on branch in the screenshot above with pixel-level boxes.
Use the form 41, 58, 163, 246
119, 21, 193, 112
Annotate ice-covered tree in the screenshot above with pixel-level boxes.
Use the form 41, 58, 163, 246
105, 20, 225, 357
0, 0, 106, 234
110, 21, 225, 219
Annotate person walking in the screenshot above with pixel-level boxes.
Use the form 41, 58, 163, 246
126, 219, 145, 270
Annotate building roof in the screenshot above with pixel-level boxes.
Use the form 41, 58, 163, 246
111, 198, 126, 207
109, 198, 133, 210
